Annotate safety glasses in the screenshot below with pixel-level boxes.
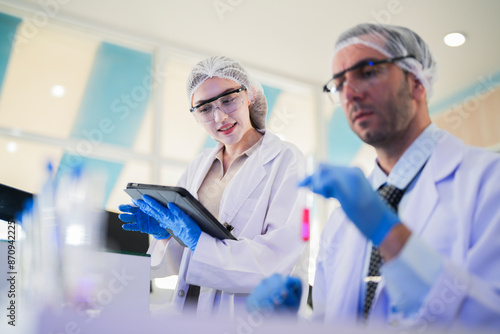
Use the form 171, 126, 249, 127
190, 87, 246, 123
323, 55, 415, 104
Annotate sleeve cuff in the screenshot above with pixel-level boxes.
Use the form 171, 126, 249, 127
382, 234, 443, 316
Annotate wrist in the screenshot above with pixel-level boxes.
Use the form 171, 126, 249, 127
189, 230, 202, 252
153, 231, 171, 240
370, 209, 400, 246
379, 223, 411, 261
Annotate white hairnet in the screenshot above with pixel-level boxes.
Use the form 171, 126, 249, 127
333, 23, 438, 99
186, 55, 267, 129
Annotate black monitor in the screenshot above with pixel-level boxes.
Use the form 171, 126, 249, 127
104, 210, 149, 254
0, 183, 33, 222
0, 183, 148, 253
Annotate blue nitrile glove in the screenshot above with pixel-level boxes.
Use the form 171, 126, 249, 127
118, 204, 170, 240
299, 164, 400, 245
246, 273, 302, 314
15, 198, 34, 225
135, 195, 202, 252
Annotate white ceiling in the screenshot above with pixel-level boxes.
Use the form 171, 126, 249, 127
3, 0, 500, 107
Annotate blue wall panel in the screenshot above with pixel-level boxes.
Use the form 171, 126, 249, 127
327, 107, 363, 165
57, 42, 153, 206
70, 42, 152, 147
0, 13, 22, 95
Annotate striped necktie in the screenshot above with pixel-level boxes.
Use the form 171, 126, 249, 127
362, 184, 404, 319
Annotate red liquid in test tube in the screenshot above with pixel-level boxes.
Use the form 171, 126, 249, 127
301, 207, 310, 241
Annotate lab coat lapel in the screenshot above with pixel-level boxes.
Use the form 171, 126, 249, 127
189, 143, 224, 197
220, 132, 280, 224
221, 163, 265, 222
401, 167, 438, 234
401, 132, 464, 235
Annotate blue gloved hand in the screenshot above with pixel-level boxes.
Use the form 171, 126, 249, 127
246, 273, 302, 314
299, 164, 400, 245
135, 195, 202, 252
118, 204, 170, 240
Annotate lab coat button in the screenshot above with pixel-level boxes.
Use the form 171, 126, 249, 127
178, 290, 185, 297
223, 222, 234, 232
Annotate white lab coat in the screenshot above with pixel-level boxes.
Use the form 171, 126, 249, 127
148, 131, 307, 317
312, 131, 500, 328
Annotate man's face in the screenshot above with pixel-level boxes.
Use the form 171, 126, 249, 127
332, 43, 417, 147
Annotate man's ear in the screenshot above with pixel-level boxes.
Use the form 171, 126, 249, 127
409, 73, 426, 100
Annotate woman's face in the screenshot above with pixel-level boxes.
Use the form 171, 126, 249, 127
191, 77, 253, 147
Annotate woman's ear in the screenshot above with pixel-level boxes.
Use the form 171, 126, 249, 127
245, 90, 251, 106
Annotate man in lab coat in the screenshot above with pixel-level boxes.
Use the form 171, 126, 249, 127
247, 23, 500, 329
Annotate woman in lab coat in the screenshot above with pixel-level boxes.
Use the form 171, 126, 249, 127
119, 56, 307, 317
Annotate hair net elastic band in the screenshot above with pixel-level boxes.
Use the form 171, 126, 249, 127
333, 37, 393, 60
189, 75, 242, 105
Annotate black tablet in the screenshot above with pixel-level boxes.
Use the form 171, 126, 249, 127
124, 183, 236, 246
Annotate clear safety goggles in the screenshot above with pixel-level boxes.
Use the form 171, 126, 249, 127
190, 87, 246, 123
323, 55, 415, 105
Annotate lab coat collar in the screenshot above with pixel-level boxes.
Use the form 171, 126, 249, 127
189, 147, 222, 198
254, 130, 282, 165
428, 131, 464, 183
372, 123, 441, 190
189, 130, 269, 194
201, 129, 279, 162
